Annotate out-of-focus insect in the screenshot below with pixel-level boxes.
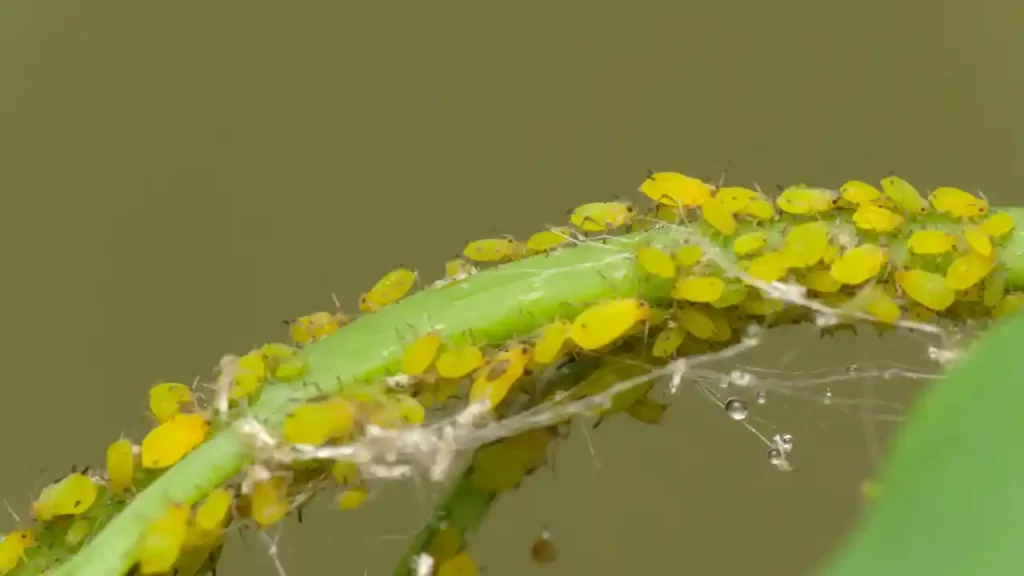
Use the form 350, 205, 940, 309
531, 528, 558, 565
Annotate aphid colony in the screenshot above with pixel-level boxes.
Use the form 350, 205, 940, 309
3, 171, 1019, 576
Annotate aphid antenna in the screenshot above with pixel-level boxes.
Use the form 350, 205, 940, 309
2, 499, 21, 524
716, 162, 731, 189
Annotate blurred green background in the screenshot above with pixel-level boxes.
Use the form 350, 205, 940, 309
1, 2, 1021, 574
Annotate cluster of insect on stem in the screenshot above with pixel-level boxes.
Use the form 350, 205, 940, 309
3, 170, 1019, 576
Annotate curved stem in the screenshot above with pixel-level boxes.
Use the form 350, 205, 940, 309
43, 207, 1024, 576
48, 228, 673, 576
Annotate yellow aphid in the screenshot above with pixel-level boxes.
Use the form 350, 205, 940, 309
141, 413, 210, 469
33, 473, 99, 521
672, 276, 725, 303
444, 258, 475, 279
715, 186, 761, 213
701, 196, 737, 235
401, 332, 443, 376
427, 523, 464, 565
634, 246, 677, 279
136, 504, 190, 575
675, 306, 717, 340
231, 350, 266, 400
651, 203, 684, 224
65, 517, 92, 547
830, 244, 887, 286
261, 342, 298, 360
776, 185, 836, 215
570, 298, 651, 351
706, 309, 733, 343
195, 488, 233, 533
981, 212, 1015, 238
740, 291, 785, 316
462, 237, 519, 263
106, 438, 136, 495
929, 186, 988, 218
863, 285, 901, 324
674, 244, 704, 267
744, 251, 790, 283
437, 552, 479, 576
282, 397, 354, 445
435, 345, 485, 379
148, 382, 193, 423
174, 533, 224, 576
288, 310, 344, 346
251, 477, 289, 528
880, 175, 929, 215
783, 221, 829, 268
651, 324, 685, 358
639, 171, 712, 208
647, 307, 669, 327
337, 487, 369, 510
945, 252, 996, 291
896, 268, 955, 311
852, 203, 904, 233
712, 283, 750, 308
626, 397, 668, 425
508, 240, 528, 261
428, 378, 462, 407
469, 344, 531, 408
732, 231, 767, 257
0, 530, 35, 575
983, 271, 1007, 308
371, 394, 427, 428
261, 342, 306, 381
567, 358, 652, 420
961, 284, 982, 302
801, 270, 842, 293
740, 197, 776, 221
532, 320, 573, 365
331, 461, 361, 486
907, 230, 956, 255
962, 226, 992, 257
569, 201, 636, 232
994, 292, 1024, 318
839, 180, 882, 206
359, 267, 417, 312
526, 227, 573, 254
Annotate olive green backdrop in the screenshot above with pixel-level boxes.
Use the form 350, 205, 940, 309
1, 2, 1021, 575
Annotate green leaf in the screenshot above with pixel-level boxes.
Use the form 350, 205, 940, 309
822, 312, 1024, 575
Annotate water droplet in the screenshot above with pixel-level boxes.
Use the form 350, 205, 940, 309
778, 433, 793, 452
724, 398, 748, 420
756, 390, 767, 405
767, 448, 784, 465
823, 388, 833, 405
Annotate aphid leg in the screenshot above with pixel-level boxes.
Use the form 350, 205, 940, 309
580, 215, 605, 232
657, 193, 686, 225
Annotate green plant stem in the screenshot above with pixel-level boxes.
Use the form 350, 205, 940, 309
44, 208, 1024, 576
48, 227, 674, 576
